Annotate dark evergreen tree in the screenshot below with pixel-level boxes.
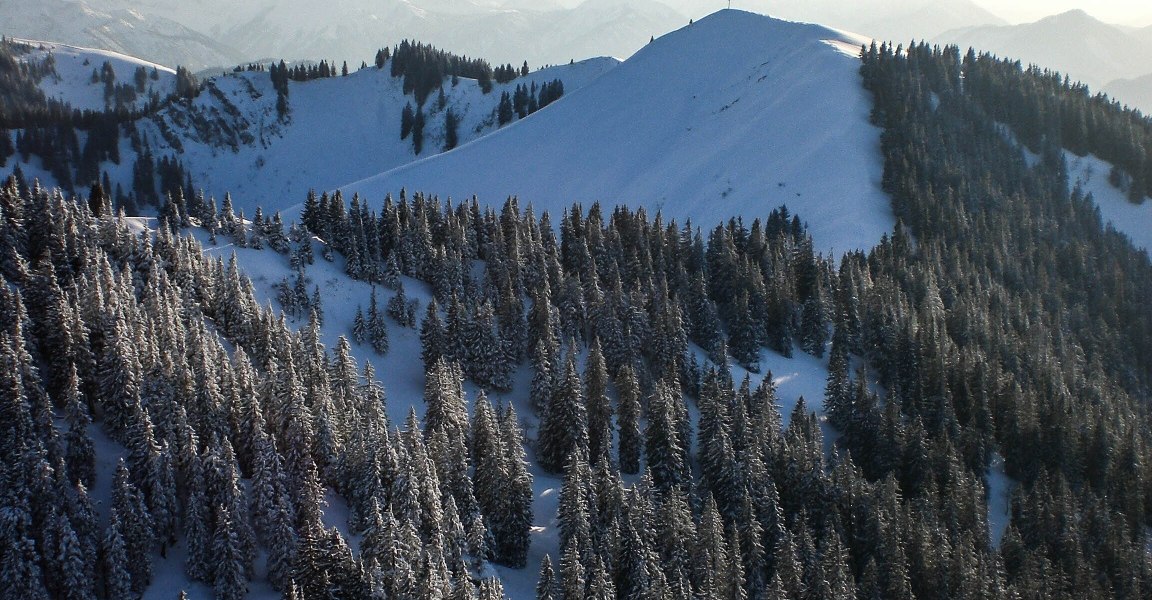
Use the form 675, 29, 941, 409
584, 338, 612, 464
615, 364, 642, 475
536, 348, 588, 473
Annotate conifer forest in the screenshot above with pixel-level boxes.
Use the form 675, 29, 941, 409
3, 9, 1152, 600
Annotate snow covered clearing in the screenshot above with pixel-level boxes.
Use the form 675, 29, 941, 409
1064, 152, 1152, 254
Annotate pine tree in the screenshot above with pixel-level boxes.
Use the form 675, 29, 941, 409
645, 378, 688, 491
0, 497, 49, 600
214, 503, 249, 600
102, 510, 133, 600
559, 541, 585, 600
185, 458, 213, 582
497, 403, 534, 567
398, 285, 420, 328
368, 287, 390, 354
444, 109, 459, 151
62, 364, 95, 488
112, 460, 155, 591
584, 338, 612, 464
420, 298, 445, 372
537, 554, 557, 600
615, 364, 642, 474
45, 510, 95, 600
353, 305, 367, 345
536, 348, 588, 473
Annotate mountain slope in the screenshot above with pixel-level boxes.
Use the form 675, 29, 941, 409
1, 38, 618, 215
8, 38, 177, 112
148, 57, 618, 214
345, 9, 895, 254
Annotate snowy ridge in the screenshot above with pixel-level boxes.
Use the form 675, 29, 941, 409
9, 38, 177, 112
345, 10, 896, 255
143, 56, 618, 215
2, 43, 618, 216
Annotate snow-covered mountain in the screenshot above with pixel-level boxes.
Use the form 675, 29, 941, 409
668, 0, 1006, 42
6, 8, 899, 256
0, 0, 241, 72
153, 56, 618, 214
345, 9, 895, 255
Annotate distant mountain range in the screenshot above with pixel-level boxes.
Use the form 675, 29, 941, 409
0, 0, 240, 72
0, 0, 689, 72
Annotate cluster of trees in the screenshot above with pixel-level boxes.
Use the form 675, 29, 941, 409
128, 144, 194, 211
269, 60, 292, 120
301, 186, 831, 387
278, 59, 343, 83
169, 66, 198, 102
389, 40, 497, 103
0, 38, 73, 129
373, 48, 392, 70
861, 39, 1152, 596
0, 38, 204, 206
399, 102, 427, 154
953, 48, 1152, 202
493, 62, 529, 84
0, 176, 529, 598
89, 61, 163, 112
270, 42, 1152, 600
496, 79, 565, 126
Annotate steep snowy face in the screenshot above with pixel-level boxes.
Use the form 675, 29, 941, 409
345, 9, 895, 254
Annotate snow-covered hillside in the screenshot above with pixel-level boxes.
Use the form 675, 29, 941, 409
1065, 152, 1152, 254
346, 9, 895, 255
136, 56, 618, 215
9, 38, 177, 112
1, 41, 618, 216
706, 0, 1006, 43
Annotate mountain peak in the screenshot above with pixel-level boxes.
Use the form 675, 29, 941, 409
345, 6, 892, 255
1043, 8, 1099, 24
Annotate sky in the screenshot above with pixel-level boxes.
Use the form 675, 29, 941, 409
693, 1, 1152, 27
970, 0, 1152, 25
